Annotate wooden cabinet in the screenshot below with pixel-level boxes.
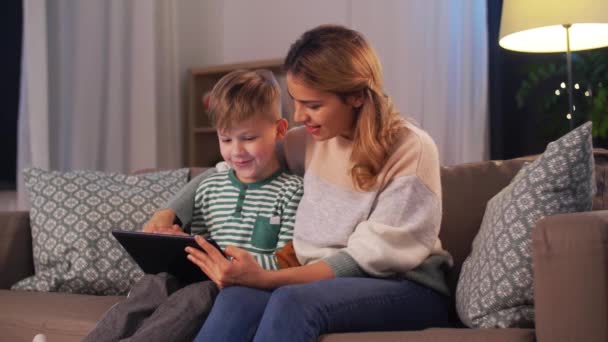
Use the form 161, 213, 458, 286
185, 59, 294, 167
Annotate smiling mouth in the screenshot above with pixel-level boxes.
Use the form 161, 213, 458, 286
305, 124, 321, 134
233, 160, 253, 168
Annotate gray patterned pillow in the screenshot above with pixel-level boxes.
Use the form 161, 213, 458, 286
11, 168, 189, 295
456, 122, 595, 328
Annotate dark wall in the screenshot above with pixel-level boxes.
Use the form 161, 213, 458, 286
0, 0, 22, 190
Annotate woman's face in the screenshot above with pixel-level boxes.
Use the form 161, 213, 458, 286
286, 73, 360, 141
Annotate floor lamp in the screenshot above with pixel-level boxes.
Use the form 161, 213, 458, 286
499, 0, 608, 130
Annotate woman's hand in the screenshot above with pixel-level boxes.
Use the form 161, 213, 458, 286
142, 209, 186, 235
185, 236, 267, 289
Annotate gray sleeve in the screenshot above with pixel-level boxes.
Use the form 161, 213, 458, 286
323, 251, 368, 277
164, 168, 216, 225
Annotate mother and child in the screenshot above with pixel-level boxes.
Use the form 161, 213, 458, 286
85, 24, 452, 342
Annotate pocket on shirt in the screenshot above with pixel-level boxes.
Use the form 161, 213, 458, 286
250, 216, 280, 250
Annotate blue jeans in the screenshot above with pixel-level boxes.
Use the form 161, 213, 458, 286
194, 277, 449, 342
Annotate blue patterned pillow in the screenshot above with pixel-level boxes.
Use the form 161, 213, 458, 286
12, 168, 189, 295
456, 122, 595, 328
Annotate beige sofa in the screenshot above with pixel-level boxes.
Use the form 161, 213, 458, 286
1, 152, 607, 342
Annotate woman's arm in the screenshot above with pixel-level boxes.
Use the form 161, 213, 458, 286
164, 168, 216, 225
141, 209, 186, 235
186, 236, 334, 289
262, 261, 335, 288
141, 168, 216, 235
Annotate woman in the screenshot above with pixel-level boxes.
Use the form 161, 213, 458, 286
160, 24, 452, 341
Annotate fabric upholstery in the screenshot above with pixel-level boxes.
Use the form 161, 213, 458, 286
533, 210, 608, 342
319, 328, 535, 342
456, 122, 596, 328
0, 211, 33, 289
11, 168, 188, 295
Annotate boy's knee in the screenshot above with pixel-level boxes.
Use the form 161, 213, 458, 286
127, 273, 179, 298
173, 281, 219, 304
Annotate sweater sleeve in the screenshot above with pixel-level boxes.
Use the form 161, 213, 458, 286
164, 168, 216, 225
330, 175, 443, 278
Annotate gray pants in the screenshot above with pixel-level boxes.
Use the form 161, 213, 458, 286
84, 273, 219, 342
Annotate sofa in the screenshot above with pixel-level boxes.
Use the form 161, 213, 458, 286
1, 151, 607, 342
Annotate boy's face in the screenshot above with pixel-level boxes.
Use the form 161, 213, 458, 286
218, 114, 287, 183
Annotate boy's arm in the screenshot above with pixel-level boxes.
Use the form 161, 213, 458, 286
271, 180, 303, 269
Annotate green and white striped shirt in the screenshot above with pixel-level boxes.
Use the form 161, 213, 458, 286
191, 169, 303, 270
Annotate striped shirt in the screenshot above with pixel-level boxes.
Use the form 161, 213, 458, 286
191, 168, 303, 270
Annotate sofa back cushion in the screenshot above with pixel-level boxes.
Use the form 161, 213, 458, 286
439, 148, 608, 298
440, 158, 528, 296
0, 211, 34, 289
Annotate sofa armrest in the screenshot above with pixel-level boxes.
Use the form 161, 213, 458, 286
0, 211, 34, 289
533, 210, 608, 342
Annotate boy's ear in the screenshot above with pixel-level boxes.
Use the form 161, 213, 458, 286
347, 91, 365, 108
275, 118, 288, 140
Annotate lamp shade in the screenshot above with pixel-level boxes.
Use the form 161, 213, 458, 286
499, 0, 608, 52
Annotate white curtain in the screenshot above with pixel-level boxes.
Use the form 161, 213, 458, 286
17, 0, 51, 209
17, 0, 182, 209
352, 0, 489, 165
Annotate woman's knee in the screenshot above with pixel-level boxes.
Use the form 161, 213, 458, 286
265, 284, 315, 317
254, 285, 324, 341
212, 286, 252, 306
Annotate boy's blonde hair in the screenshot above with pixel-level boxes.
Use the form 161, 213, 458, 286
208, 69, 281, 131
284, 25, 406, 191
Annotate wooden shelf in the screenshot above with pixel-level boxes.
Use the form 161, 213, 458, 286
190, 58, 284, 75
184, 59, 293, 167
193, 127, 217, 134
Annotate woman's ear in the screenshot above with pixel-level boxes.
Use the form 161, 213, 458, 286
275, 118, 288, 140
347, 91, 365, 108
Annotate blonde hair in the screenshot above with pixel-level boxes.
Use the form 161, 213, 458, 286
208, 69, 281, 131
284, 25, 405, 191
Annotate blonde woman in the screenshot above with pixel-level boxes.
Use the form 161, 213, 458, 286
160, 25, 452, 341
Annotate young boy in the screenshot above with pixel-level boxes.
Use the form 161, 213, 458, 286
84, 69, 303, 342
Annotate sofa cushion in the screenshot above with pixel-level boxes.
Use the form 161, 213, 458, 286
455, 122, 596, 328
319, 328, 535, 342
0, 289, 122, 342
0, 211, 33, 290
11, 168, 188, 295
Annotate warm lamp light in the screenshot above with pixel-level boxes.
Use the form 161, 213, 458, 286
499, 0, 608, 129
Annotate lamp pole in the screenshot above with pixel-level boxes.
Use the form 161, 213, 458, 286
564, 24, 574, 131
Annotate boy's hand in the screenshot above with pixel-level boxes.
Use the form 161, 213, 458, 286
142, 209, 186, 235
154, 224, 188, 236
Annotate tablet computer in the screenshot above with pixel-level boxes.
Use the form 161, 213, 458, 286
111, 229, 224, 284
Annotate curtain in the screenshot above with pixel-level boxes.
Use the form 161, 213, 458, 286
17, 0, 181, 209
351, 0, 489, 165
17, 0, 50, 209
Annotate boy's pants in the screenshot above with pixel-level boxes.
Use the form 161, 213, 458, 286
83, 273, 218, 342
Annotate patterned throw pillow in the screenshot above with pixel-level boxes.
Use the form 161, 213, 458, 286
11, 168, 189, 295
455, 122, 595, 328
